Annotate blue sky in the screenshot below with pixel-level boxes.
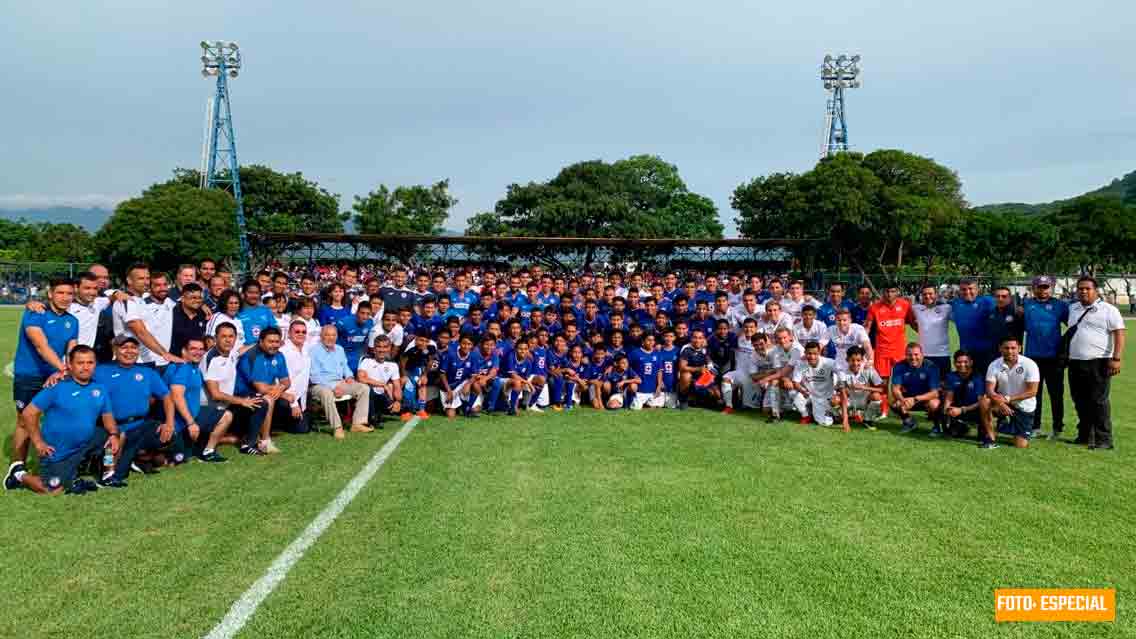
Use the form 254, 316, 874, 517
2, 1, 1132, 235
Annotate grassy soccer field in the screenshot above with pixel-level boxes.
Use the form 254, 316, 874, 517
1, 306, 1133, 638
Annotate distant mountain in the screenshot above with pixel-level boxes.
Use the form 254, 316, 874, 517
975, 169, 1136, 216
0, 207, 112, 231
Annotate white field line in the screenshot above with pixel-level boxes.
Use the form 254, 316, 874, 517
204, 417, 419, 639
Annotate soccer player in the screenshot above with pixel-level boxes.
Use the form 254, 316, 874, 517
235, 327, 297, 453
449, 272, 479, 318
603, 354, 640, 410
721, 318, 758, 413
835, 345, 884, 432
949, 278, 996, 375
6, 346, 120, 495
728, 291, 763, 332
165, 337, 234, 462
980, 336, 1040, 449
942, 350, 984, 439
827, 309, 873, 371
440, 334, 479, 418
910, 285, 952, 379
677, 329, 719, 409
629, 333, 664, 410
781, 280, 820, 321
793, 305, 828, 351
889, 343, 942, 434
235, 280, 278, 347
851, 285, 873, 327
756, 327, 804, 421
818, 282, 855, 327
336, 301, 375, 374
357, 336, 403, 427
657, 328, 680, 408
757, 300, 792, 337
583, 345, 610, 410
499, 339, 537, 416
113, 264, 183, 366
791, 341, 837, 426
864, 283, 912, 385
472, 336, 504, 414
399, 329, 437, 420
707, 320, 737, 409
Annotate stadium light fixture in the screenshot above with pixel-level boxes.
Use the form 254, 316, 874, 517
819, 53, 862, 159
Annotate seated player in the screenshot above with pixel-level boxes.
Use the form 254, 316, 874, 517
440, 333, 480, 418
942, 349, 983, 439
721, 318, 758, 413
471, 336, 504, 414
165, 337, 234, 463
889, 342, 942, 434
357, 336, 403, 428
525, 332, 551, 410
834, 345, 885, 432
603, 354, 641, 410
979, 336, 1040, 450
791, 341, 837, 426
756, 327, 804, 421
583, 345, 611, 410
398, 329, 436, 421
7, 346, 120, 495
498, 339, 538, 416
677, 329, 720, 409
629, 333, 664, 410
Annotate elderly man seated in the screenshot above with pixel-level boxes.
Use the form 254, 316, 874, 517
308, 324, 372, 440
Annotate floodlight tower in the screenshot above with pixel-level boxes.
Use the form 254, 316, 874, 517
199, 40, 249, 275
820, 54, 862, 159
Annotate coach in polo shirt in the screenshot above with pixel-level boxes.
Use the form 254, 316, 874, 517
1020, 275, 1069, 439
1067, 276, 1125, 449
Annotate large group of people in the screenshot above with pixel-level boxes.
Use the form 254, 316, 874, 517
4, 259, 1125, 496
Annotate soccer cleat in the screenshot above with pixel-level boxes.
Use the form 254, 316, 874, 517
929, 425, 943, 438
258, 439, 282, 454
466, 411, 481, 419
677, 399, 688, 411
65, 480, 92, 496
132, 461, 161, 475
415, 410, 430, 420
900, 418, 917, 433
979, 440, 999, 450
721, 407, 735, 415
552, 405, 564, 412
198, 450, 227, 463
4, 462, 26, 491
97, 477, 128, 489
399, 412, 413, 422
528, 405, 544, 413
799, 416, 814, 425
240, 445, 265, 456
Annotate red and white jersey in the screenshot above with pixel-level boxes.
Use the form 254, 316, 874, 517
867, 298, 912, 357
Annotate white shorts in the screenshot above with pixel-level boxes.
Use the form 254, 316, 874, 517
632, 392, 666, 410
524, 375, 549, 407
607, 394, 625, 408
442, 380, 471, 409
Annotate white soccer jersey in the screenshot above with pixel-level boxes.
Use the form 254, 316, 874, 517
985, 355, 1041, 413
358, 357, 401, 393
733, 338, 756, 376
792, 357, 837, 398
751, 347, 778, 374
912, 303, 952, 357
770, 343, 804, 371
206, 311, 246, 345
780, 296, 821, 321
757, 314, 794, 338
827, 323, 871, 367
836, 365, 883, 405
68, 296, 110, 347
794, 320, 829, 349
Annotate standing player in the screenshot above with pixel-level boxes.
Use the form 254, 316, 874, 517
629, 333, 664, 410
910, 285, 952, 380
793, 306, 829, 351
827, 309, 873, 371
657, 329, 680, 408
864, 283, 913, 386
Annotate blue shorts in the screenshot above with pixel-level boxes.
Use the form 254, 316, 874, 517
13, 375, 46, 412
40, 430, 108, 488
997, 408, 1034, 439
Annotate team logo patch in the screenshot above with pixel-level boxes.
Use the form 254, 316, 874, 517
134, 373, 144, 382
64, 321, 72, 329
91, 389, 101, 398
47, 476, 61, 489
1016, 366, 1024, 374
14, 400, 25, 410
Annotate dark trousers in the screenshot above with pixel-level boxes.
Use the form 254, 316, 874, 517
230, 398, 298, 447
1032, 357, 1065, 433
1068, 359, 1112, 446
369, 391, 391, 425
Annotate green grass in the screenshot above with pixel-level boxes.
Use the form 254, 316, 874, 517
0, 307, 1133, 638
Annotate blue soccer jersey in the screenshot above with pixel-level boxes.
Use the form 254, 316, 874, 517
30, 379, 112, 462
891, 360, 940, 396
657, 346, 678, 392
631, 348, 661, 393
530, 346, 550, 376
442, 350, 476, 386
950, 296, 996, 355
1023, 298, 1070, 359
235, 348, 290, 396
818, 299, 856, 326
499, 351, 532, 379
945, 371, 983, 407
237, 304, 277, 346
336, 315, 374, 372
448, 289, 480, 317
475, 350, 499, 376
14, 309, 78, 378
94, 363, 169, 432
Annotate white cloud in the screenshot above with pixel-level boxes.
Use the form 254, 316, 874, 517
0, 194, 126, 209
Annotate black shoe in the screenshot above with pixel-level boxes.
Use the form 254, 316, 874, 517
66, 478, 99, 494
97, 477, 128, 489
240, 445, 265, 456
1089, 443, 1114, 450
131, 461, 161, 475
4, 462, 26, 491
198, 450, 228, 463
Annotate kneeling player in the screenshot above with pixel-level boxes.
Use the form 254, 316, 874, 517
440, 333, 480, 418
603, 354, 641, 409
677, 329, 720, 409
791, 341, 837, 426
942, 350, 982, 438
357, 337, 402, 427
835, 346, 884, 432
583, 345, 610, 410
889, 343, 942, 434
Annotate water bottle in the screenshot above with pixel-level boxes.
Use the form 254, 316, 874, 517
102, 441, 114, 471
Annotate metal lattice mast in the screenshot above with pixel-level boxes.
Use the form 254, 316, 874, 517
200, 40, 249, 275
820, 54, 861, 159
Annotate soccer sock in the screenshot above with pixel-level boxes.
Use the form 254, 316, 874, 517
528, 387, 541, 407
461, 395, 472, 415
509, 390, 520, 412
624, 388, 634, 410
488, 380, 502, 411
565, 383, 575, 407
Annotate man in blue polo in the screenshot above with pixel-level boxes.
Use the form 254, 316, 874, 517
95, 334, 175, 486
1020, 275, 1069, 439
889, 342, 942, 434
5, 346, 119, 495
235, 326, 294, 455
235, 280, 276, 346
949, 278, 996, 375
165, 337, 234, 463
6, 277, 79, 486
818, 282, 856, 327
448, 272, 479, 318
335, 300, 375, 374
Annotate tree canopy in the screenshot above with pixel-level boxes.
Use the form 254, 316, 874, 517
0, 219, 95, 263
352, 180, 455, 236
94, 183, 239, 273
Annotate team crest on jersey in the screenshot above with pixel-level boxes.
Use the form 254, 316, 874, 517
918, 372, 926, 379
47, 476, 61, 489
134, 373, 144, 381
1045, 304, 1052, 310
91, 389, 101, 397
1015, 366, 1023, 374
64, 321, 72, 329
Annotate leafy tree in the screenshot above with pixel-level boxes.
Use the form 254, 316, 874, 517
171, 165, 347, 234
352, 180, 455, 236
1044, 196, 1136, 276
94, 183, 239, 274
25, 223, 96, 263
468, 155, 722, 267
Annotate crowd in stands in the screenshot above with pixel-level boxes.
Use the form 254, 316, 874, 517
4, 259, 1125, 495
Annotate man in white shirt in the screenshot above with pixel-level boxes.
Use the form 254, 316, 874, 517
791, 341, 837, 426
757, 300, 794, 337
780, 281, 821, 321
835, 345, 884, 430
280, 319, 312, 433
793, 306, 828, 351
201, 322, 264, 454
827, 309, 873, 371
911, 285, 953, 379
721, 318, 759, 410
113, 264, 182, 367
755, 327, 804, 420
144, 272, 178, 368
357, 336, 402, 427
1066, 276, 1125, 449
727, 291, 763, 332
980, 336, 1040, 449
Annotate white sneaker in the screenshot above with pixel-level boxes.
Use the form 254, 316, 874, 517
258, 439, 281, 455
528, 405, 544, 413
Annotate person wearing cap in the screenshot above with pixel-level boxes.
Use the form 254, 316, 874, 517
92, 334, 175, 486
1020, 275, 1070, 439
1066, 276, 1125, 449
